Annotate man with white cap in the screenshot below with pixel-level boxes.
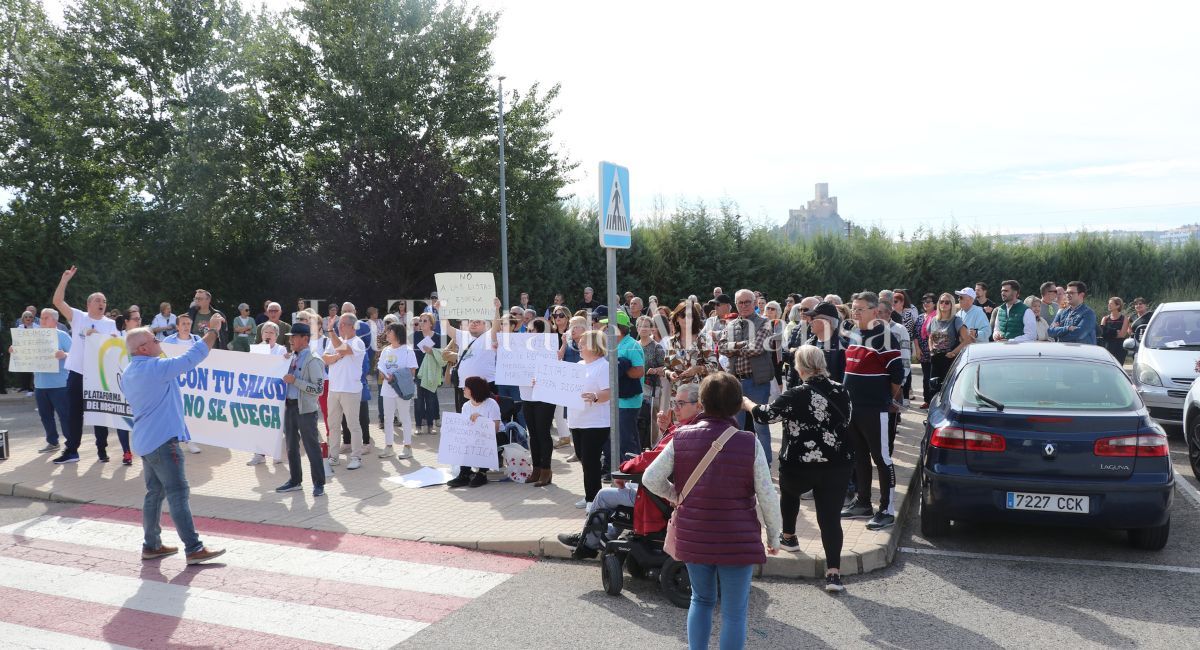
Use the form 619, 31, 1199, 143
954, 287, 989, 344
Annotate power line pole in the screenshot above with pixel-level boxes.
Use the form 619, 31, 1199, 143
497, 76, 510, 308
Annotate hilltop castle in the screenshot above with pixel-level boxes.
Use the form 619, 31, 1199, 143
780, 183, 848, 241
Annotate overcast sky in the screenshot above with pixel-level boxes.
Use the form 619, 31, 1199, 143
36, 0, 1200, 235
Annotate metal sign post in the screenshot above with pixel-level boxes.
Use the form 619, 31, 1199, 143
598, 161, 631, 478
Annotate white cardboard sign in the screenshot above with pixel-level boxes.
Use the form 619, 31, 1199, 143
437, 411, 500, 470
435, 272, 496, 321
529, 358, 589, 411
494, 333, 558, 386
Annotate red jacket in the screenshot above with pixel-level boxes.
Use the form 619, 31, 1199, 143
620, 421, 686, 535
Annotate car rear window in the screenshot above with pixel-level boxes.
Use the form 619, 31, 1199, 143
951, 359, 1138, 411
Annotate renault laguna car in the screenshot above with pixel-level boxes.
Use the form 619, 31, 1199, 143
920, 342, 1173, 550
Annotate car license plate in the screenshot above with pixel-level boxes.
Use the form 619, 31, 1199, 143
1006, 492, 1089, 513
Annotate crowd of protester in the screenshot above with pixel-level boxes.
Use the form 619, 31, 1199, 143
5, 268, 1159, 650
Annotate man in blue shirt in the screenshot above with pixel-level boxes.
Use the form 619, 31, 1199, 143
26, 309, 72, 453
1047, 280, 1098, 344
123, 322, 226, 565
954, 288, 991, 344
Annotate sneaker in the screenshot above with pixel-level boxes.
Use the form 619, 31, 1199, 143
313, 485, 325, 497
25, 391, 34, 397
571, 545, 599, 560
186, 441, 202, 454
566, 454, 579, 463
468, 471, 488, 487
554, 437, 572, 449
247, 454, 266, 466
840, 498, 874, 519
800, 490, 814, 501
122, 451, 133, 466
574, 499, 588, 509
275, 481, 302, 493
378, 445, 395, 459
37, 443, 60, 453
431, 422, 440, 435
347, 457, 362, 470
397, 445, 412, 459
557, 532, 582, 549
824, 573, 845, 593
778, 534, 801, 552
98, 451, 110, 463
185, 547, 226, 565
52, 451, 80, 464
328, 453, 340, 466
141, 545, 178, 560
866, 512, 896, 530
447, 473, 471, 488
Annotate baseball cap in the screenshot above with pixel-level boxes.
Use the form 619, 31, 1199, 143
600, 310, 632, 327
954, 287, 977, 300
591, 305, 608, 322
291, 323, 311, 337
801, 301, 840, 322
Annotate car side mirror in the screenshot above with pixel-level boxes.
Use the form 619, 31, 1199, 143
928, 377, 943, 393
1123, 337, 1137, 351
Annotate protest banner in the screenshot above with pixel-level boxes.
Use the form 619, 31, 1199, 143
437, 411, 500, 470
8, 328, 59, 373
529, 358, 589, 411
82, 339, 289, 457
494, 333, 558, 386
435, 272, 496, 320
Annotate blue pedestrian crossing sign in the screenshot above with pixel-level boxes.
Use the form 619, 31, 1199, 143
599, 161, 631, 249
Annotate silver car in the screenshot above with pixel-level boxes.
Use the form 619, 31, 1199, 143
1126, 301, 1200, 425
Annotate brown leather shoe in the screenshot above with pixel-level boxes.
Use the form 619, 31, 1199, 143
141, 545, 178, 560
527, 468, 543, 484
534, 468, 553, 487
185, 547, 227, 565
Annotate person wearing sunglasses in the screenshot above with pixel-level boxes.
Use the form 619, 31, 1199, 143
556, 382, 703, 559
914, 293, 938, 407
925, 293, 970, 404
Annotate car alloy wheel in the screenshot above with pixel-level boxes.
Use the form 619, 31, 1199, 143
1189, 421, 1200, 482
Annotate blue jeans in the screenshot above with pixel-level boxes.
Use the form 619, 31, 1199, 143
685, 563, 755, 650
141, 439, 203, 554
618, 407, 640, 458
414, 385, 440, 426
35, 387, 69, 445
739, 378, 772, 466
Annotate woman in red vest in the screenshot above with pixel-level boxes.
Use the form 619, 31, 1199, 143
643, 372, 781, 650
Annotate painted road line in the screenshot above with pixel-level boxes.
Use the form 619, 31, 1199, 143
0, 555, 427, 649
64, 503, 535, 574
0, 532, 470, 624
0, 619, 139, 650
1174, 469, 1200, 509
0, 515, 512, 599
0, 585, 336, 650
899, 546, 1200, 575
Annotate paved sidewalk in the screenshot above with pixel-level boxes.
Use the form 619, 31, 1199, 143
0, 386, 922, 578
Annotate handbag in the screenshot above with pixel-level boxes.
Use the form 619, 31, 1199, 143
499, 423, 533, 483
663, 426, 740, 558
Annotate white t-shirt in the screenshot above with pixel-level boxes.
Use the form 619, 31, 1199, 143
65, 308, 118, 374
455, 329, 496, 387
151, 313, 176, 341
378, 344, 418, 398
326, 336, 366, 393
462, 397, 501, 424
567, 358, 611, 430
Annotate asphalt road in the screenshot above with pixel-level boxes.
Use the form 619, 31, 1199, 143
3, 402, 1199, 649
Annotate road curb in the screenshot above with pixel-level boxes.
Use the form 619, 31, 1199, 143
0, 480, 89, 504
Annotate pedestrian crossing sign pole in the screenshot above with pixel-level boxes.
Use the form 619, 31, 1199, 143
599, 161, 630, 471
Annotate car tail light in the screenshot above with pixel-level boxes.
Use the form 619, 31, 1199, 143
930, 427, 1006, 452
1094, 433, 1169, 457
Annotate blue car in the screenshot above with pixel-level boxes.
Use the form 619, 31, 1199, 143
920, 342, 1174, 550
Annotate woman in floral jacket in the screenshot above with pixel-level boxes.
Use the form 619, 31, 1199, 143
742, 344, 854, 593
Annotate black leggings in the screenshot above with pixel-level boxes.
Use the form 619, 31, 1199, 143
573, 426, 610, 502
920, 361, 932, 401
780, 464, 854, 571
523, 400, 556, 470
929, 353, 953, 399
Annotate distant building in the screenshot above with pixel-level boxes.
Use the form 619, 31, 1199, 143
780, 183, 848, 240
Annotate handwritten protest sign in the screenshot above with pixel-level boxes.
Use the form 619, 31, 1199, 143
83, 339, 289, 457
8, 328, 59, 373
530, 358, 590, 411
435, 272, 496, 320
494, 333, 558, 386
437, 411, 500, 470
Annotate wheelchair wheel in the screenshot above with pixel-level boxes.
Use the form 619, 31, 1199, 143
659, 559, 691, 609
625, 553, 647, 580
601, 552, 624, 596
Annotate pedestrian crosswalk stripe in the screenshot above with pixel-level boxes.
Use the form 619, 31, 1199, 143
0, 619, 138, 650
